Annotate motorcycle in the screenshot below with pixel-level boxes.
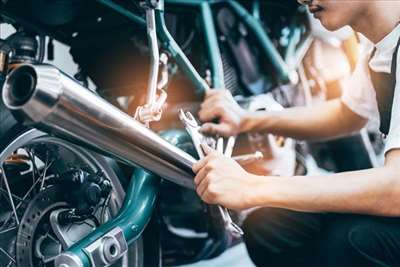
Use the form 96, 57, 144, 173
0, 1, 378, 266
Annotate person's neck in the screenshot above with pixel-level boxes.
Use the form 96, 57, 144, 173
352, 5, 400, 44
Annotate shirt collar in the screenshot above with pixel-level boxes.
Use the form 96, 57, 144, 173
375, 24, 400, 52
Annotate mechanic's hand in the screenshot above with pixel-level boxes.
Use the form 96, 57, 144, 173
199, 90, 248, 137
193, 144, 263, 210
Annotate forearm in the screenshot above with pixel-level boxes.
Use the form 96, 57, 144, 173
251, 167, 400, 216
240, 99, 367, 141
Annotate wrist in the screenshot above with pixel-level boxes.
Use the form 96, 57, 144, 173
239, 111, 255, 133
244, 175, 283, 208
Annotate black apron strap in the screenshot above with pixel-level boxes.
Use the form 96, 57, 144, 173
369, 36, 400, 136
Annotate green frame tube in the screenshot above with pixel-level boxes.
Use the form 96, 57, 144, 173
96, 0, 146, 28
227, 1, 291, 84
60, 130, 191, 267
154, 8, 211, 92
200, 2, 225, 88
166, 0, 225, 88
252, 0, 261, 20
65, 169, 160, 266
284, 26, 303, 67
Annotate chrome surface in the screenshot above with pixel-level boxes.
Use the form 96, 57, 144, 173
135, 7, 168, 124
145, 7, 159, 106
50, 209, 96, 249
84, 227, 128, 267
55, 252, 84, 267
2, 64, 196, 189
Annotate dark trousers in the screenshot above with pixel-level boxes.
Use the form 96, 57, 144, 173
242, 208, 400, 267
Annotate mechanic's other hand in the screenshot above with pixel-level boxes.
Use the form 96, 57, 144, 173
193, 144, 262, 210
199, 90, 247, 137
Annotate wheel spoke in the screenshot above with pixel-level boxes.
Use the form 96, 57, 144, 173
0, 226, 17, 235
0, 188, 29, 204
0, 167, 20, 225
39, 159, 53, 192
0, 247, 16, 263
27, 149, 38, 185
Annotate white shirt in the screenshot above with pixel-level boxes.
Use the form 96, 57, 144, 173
341, 24, 400, 155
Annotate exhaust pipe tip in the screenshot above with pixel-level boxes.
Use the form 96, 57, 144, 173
2, 64, 63, 123
3, 64, 37, 109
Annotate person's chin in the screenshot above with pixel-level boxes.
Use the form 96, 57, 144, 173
319, 17, 344, 31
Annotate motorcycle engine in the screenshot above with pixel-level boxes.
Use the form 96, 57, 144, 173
26, 0, 82, 26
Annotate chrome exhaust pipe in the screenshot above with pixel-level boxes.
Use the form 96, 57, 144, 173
2, 64, 196, 189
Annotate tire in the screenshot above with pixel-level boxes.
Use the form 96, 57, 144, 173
0, 101, 146, 267
0, 92, 25, 148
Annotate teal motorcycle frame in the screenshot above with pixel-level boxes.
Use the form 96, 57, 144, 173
41, 0, 311, 266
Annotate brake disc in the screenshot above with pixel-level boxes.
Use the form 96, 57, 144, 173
16, 185, 68, 266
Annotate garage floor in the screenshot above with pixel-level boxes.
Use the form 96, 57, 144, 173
178, 243, 256, 267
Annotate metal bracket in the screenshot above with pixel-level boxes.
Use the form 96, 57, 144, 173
84, 227, 128, 267
55, 252, 84, 267
135, 2, 169, 125
139, 0, 164, 10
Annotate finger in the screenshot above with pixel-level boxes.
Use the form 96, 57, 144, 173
196, 173, 210, 197
199, 93, 233, 119
201, 143, 216, 156
194, 166, 209, 186
198, 106, 223, 122
200, 97, 228, 113
200, 123, 232, 137
201, 191, 217, 205
192, 156, 210, 173
204, 90, 226, 101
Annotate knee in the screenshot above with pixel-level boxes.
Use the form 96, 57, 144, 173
348, 222, 384, 260
242, 208, 293, 266
243, 208, 288, 253
243, 208, 318, 253
319, 218, 386, 267
242, 208, 279, 253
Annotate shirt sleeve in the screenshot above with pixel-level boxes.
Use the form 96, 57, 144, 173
341, 49, 379, 123
384, 49, 400, 154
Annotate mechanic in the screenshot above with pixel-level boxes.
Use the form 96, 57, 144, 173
193, 0, 400, 266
